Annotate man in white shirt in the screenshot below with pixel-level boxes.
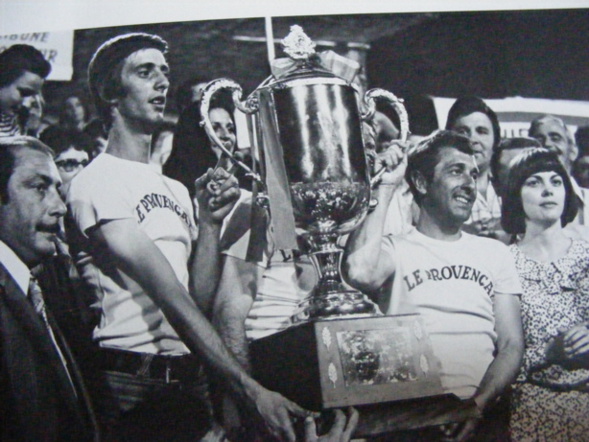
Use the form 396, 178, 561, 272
344, 131, 524, 441
66, 32, 308, 441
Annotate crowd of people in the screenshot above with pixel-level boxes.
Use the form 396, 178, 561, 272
1, 32, 588, 442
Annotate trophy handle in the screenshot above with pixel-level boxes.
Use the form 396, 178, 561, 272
361, 88, 410, 142
361, 89, 410, 189
200, 78, 263, 185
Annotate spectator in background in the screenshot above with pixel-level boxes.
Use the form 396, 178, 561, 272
165, 99, 255, 193
59, 95, 90, 133
0, 44, 51, 137
490, 137, 541, 244
573, 125, 589, 188
20, 92, 48, 137
83, 118, 108, 160
529, 115, 589, 239
446, 96, 503, 239
40, 126, 92, 198
501, 147, 589, 440
491, 137, 542, 200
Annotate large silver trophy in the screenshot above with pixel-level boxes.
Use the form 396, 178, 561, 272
201, 25, 409, 323
201, 26, 476, 435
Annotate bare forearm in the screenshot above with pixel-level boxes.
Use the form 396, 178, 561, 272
212, 257, 261, 372
190, 221, 223, 316
213, 293, 254, 372
473, 343, 522, 411
474, 295, 523, 411
343, 186, 396, 291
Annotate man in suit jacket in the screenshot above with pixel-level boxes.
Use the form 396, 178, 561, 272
0, 136, 97, 441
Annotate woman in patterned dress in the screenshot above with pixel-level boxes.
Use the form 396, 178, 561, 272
501, 147, 589, 441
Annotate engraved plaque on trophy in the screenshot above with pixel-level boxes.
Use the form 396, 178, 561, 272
200, 26, 478, 435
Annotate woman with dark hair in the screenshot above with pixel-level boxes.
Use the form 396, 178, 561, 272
164, 96, 254, 193
446, 96, 502, 239
501, 147, 589, 440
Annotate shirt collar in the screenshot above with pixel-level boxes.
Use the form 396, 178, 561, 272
0, 240, 30, 296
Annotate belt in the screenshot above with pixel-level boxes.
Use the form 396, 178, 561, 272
97, 348, 201, 383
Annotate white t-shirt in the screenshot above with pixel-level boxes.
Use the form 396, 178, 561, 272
67, 153, 197, 355
220, 194, 316, 340
381, 228, 521, 399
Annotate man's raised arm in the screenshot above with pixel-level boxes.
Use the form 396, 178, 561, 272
343, 143, 406, 294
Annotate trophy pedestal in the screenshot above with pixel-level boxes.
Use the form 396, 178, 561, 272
250, 314, 479, 436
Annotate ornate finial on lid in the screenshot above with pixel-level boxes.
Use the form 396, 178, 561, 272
281, 25, 316, 61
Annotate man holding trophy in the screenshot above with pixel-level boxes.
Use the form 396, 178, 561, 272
344, 130, 524, 440
65, 32, 330, 441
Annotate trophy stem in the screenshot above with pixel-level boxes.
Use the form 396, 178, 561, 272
292, 235, 380, 323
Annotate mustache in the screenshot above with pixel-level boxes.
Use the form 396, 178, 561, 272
37, 223, 61, 234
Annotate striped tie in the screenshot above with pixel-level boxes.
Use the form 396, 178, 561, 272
28, 275, 50, 325
28, 275, 76, 392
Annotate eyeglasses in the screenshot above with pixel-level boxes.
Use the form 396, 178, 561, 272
55, 159, 89, 172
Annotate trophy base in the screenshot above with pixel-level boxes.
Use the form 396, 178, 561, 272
250, 315, 479, 436
251, 314, 444, 411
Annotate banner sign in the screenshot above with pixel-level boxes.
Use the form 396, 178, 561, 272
0, 31, 74, 81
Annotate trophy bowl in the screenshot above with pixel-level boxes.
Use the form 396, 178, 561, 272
200, 28, 408, 323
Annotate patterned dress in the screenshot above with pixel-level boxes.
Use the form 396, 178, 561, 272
509, 240, 589, 441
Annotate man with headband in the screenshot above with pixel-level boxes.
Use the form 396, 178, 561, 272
344, 131, 524, 440
66, 32, 309, 441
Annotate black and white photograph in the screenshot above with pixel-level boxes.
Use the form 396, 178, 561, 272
1, 1, 588, 440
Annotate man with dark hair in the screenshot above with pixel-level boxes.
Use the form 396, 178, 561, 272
446, 96, 502, 239
0, 136, 98, 441
67, 32, 308, 440
344, 131, 524, 440
0, 44, 51, 137
490, 137, 541, 199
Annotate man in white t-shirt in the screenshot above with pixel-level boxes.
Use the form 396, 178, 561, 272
66, 33, 309, 441
344, 130, 524, 441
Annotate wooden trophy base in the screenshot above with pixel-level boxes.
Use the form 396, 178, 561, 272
250, 314, 479, 436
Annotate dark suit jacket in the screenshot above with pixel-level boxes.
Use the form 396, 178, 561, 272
0, 262, 98, 441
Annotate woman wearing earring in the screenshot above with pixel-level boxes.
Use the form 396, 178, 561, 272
502, 147, 589, 440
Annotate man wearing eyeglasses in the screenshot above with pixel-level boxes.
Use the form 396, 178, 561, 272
40, 127, 93, 197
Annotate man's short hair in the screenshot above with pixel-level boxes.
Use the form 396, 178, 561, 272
501, 147, 578, 234
490, 137, 541, 180
0, 44, 51, 88
40, 126, 93, 157
406, 130, 474, 204
528, 114, 575, 146
88, 33, 168, 128
445, 96, 501, 151
0, 136, 54, 203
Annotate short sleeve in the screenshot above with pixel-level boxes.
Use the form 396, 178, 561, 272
66, 160, 135, 237
490, 241, 522, 296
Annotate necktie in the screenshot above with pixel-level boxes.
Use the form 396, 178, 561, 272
28, 275, 76, 392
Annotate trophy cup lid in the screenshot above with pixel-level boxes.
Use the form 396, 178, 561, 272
269, 25, 338, 84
